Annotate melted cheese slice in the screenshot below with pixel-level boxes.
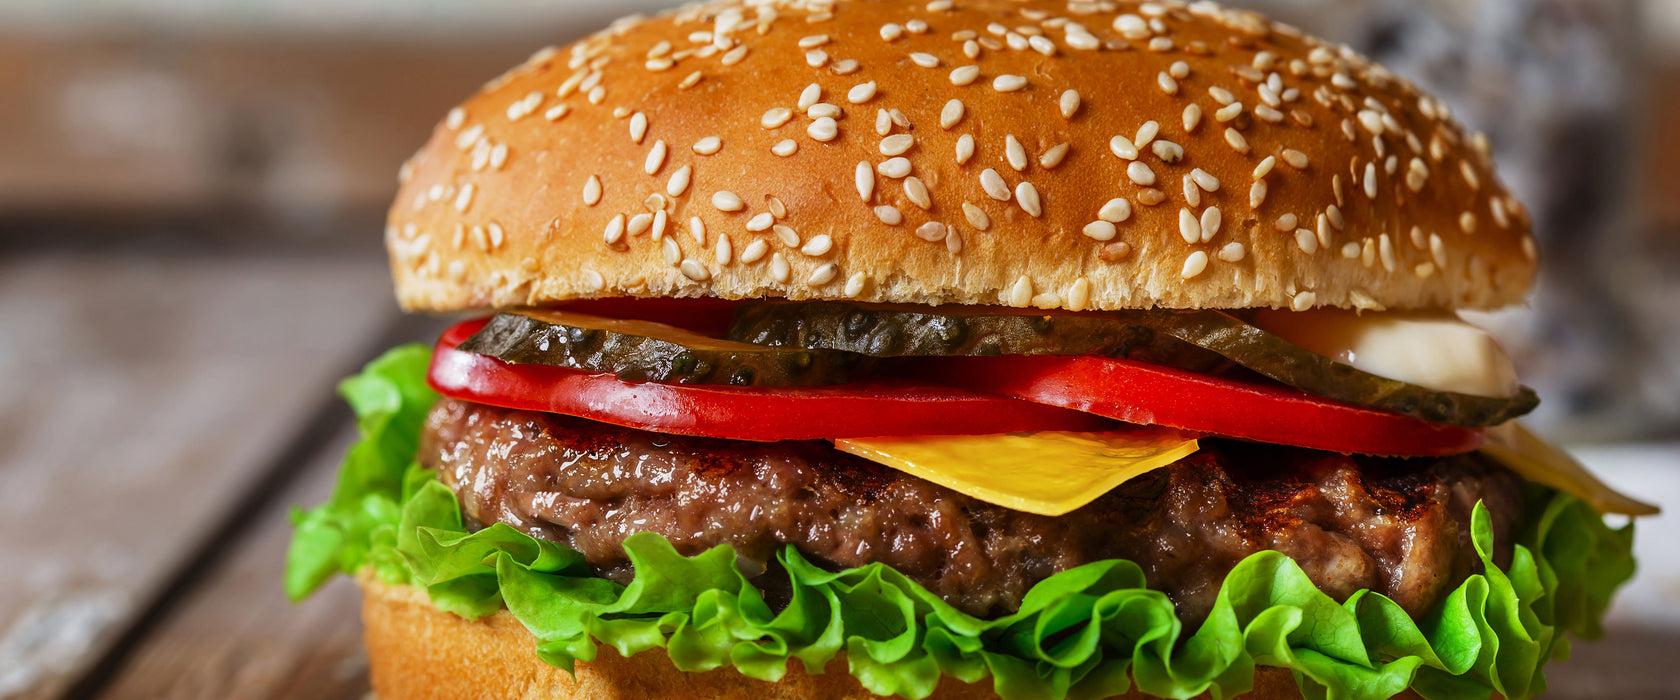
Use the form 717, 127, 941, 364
1251, 308, 1520, 398
1480, 422, 1659, 516
834, 429, 1199, 516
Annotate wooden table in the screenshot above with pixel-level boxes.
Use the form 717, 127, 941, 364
1, 252, 1674, 699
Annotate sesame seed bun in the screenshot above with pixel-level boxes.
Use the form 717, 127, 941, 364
387, 0, 1537, 314
358, 575, 1370, 699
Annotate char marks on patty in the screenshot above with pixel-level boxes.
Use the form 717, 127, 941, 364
421, 398, 1522, 619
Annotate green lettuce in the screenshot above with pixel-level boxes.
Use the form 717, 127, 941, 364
287, 346, 1639, 700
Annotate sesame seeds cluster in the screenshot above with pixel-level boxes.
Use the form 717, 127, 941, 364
388, 0, 1537, 313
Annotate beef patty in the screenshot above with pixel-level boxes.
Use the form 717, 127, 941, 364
420, 398, 1524, 619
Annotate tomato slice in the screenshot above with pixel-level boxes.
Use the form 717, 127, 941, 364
910, 356, 1484, 457
428, 320, 1109, 441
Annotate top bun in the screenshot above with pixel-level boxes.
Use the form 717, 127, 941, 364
387, 0, 1537, 313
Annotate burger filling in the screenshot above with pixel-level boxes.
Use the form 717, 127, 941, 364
423, 396, 1524, 620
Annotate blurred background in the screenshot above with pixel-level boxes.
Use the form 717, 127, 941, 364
1, 1, 1677, 698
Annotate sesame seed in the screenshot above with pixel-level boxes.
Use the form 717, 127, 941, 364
1273, 213, 1298, 231
1134, 121, 1159, 148
1183, 177, 1201, 207
1250, 180, 1268, 207
1182, 104, 1202, 133
795, 84, 823, 112
1322, 205, 1343, 230
693, 136, 722, 155
1490, 197, 1510, 229
1281, 149, 1310, 170
688, 216, 707, 246
1201, 207, 1223, 242
678, 258, 710, 281
844, 271, 868, 297
1099, 198, 1132, 223
1060, 90, 1081, 118
904, 176, 932, 209
1157, 72, 1179, 95
962, 203, 990, 230
881, 22, 905, 41
1209, 86, 1235, 105
469, 224, 488, 251
1006, 31, 1029, 50
955, 134, 976, 164
1099, 241, 1132, 262
915, 221, 948, 242
1378, 234, 1398, 271
992, 74, 1028, 92
1215, 101, 1244, 122
1291, 291, 1316, 311
1067, 278, 1091, 311
652, 210, 671, 240
1225, 128, 1251, 154
603, 213, 626, 245
940, 98, 967, 129
490, 143, 509, 170
1008, 276, 1034, 308
740, 238, 768, 263
761, 107, 793, 129
744, 212, 774, 232
1295, 228, 1318, 254
875, 205, 904, 225
850, 161, 875, 203
711, 191, 744, 212
446, 108, 465, 130
1251, 156, 1277, 180
806, 263, 839, 287
721, 45, 749, 66
771, 139, 798, 157
627, 212, 653, 237
1029, 34, 1056, 56
1083, 220, 1118, 241
1341, 242, 1361, 259
881, 133, 916, 156
1127, 161, 1157, 186
848, 81, 878, 103
1109, 135, 1139, 160
1455, 160, 1482, 190
980, 168, 1011, 200
802, 233, 833, 256
874, 110, 892, 136
583, 175, 603, 205
1459, 212, 1477, 234
1255, 104, 1284, 123
950, 65, 981, 86
544, 104, 571, 121
1040, 142, 1070, 169
1357, 109, 1384, 135
1189, 168, 1219, 192
832, 59, 861, 75
877, 157, 912, 179
1161, 208, 1200, 249
641, 140, 667, 175
807, 103, 842, 119
454, 183, 475, 213
1114, 14, 1149, 38
963, 39, 981, 59
1181, 251, 1209, 279
770, 252, 791, 283
1332, 72, 1356, 89
1005, 135, 1029, 171
1217, 242, 1245, 262
804, 117, 839, 142
910, 52, 940, 68
1148, 37, 1174, 52
1317, 214, 1333, 249
586, 86, 605, 104
1137, 188, 1166, 206
1015, 182, 1043, 217
1363, 162, 1379, 199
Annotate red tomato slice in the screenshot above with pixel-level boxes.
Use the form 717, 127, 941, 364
910, 355, 1484, 457
428, 320, 1109, 441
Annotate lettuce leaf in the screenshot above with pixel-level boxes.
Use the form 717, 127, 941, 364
287, 346, 1639, 700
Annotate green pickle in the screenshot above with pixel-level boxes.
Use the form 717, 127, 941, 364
727, 301, 1536, 426
459, 310, 871, 386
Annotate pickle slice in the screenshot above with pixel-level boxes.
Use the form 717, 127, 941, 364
459, 310, 872, 386
726, 302, 1536, 426
728, 301, 1202, 361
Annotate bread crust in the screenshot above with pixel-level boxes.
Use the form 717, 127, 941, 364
387, 0, 1535, 315
361, 576, 1343, 700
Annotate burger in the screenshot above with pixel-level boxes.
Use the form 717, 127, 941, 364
286, 1, 1658, 698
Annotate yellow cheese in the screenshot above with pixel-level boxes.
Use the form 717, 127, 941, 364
833, 428, 1199, 516
1480, 423, 1659, 516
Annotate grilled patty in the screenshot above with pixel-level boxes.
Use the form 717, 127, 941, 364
421, 398, 1523, 619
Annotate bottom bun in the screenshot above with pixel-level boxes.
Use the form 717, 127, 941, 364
360, 576, 1390, 700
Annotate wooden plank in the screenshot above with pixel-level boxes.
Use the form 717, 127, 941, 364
91, 426, 372, 700
0, 254, 397, 699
